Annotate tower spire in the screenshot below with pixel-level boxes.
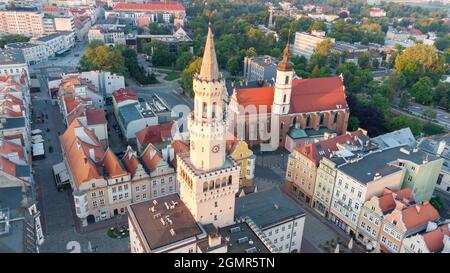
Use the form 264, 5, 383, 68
278, 34, 293, 71
199, 22, 220, 81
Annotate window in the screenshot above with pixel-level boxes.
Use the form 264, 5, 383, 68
136, 186, 140, 192
274, 239, 278, 244
142, 193, 147, 199
136, 195, 140, 201
275, 229, 279, 234
113, 195, 117, 202
357, 191, 362, 198
214, 201, 218, 208
100, 199, 105, 205
119, 194, 123, 200
142, 185, 147, 191
437, 174, 443, 185
161, 178, 165, 185
118, 186, 122, 191
169, 176, 173, 182
153, 190, 157, 197
124, 184, 128, 190
268, 231, 272, 236
161, 188, 165, 194
381, 236, 386, 243
285, 76, 289, 84
283, 94, 287, 103
91, 192, 96, 198
112, 187, 116, 193
92, 201, 97, 208
214, 215, 217, 221
125, 193, 129, 198
153, 180, 156, 186
169, 186, 173, 192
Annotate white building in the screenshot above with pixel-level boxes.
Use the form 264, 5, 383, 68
79, 71, 125, 97
0, 49, 29, 81
401, 220, 450, 253
292, 31, 334, 60
5, 32, 75, 65
235, 188, 306, 253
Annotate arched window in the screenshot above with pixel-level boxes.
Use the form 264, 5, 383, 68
285, 76, 289, 84
306, 115, 311, 127
215, 179, 220, 189
333, 112, 338, 123
212, 102, 217, 119
202, 102, 207, 118
209, 181, 214, 190
228, 176, 232, 186
320, 114, 325, 125
203, 182, 208, 192
221, 177, 227, 187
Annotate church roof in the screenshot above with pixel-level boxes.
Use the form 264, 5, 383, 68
233, 76, 347, 114
198, 23, 220, 81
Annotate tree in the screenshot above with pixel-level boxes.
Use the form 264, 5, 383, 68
357, 52, 371, 69
411, 76, 434, 105
245, 47, 257, 57
227, 57, 240, 76
180, 57, 202, 97
423, 122, 445, 136
399, 91, 411, 109
395, 44, 447, 84
311, 65, 321, 78
0, 34, 30, 48
387, 116, 423, 136
175, 52, 194, 70
348, 116, 360, 131
430, 196, 445, 212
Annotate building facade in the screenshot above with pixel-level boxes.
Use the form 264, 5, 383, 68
292, 31, 335, 60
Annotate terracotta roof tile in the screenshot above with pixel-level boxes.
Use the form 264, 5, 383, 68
135, 121, 174, 147
294, 129, 366, 165
86, 109, 106, 125
112, 88, 137, 104
59, 119, 105, 189
170, 140, 189, 168
122, 146, 140, 178
423, 224, 450, 252
140, 144, 161, 172
102, 149, 128, 179
402, 202, 440, 231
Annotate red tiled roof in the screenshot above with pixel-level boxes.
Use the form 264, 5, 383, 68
112, 88, 138, 104
135, 122, 174, 147
379, 187, 415, 213
0, 139, 25, 161
113, 2, 185, 12
170, 140, 189, 168
140, 144, 161, 172
102, 149, 128, 179
0, 156, 16, 177
423, 224, 450, 252
294, 129, 366, 165
59, 119, 104, 188
234, 77, 347, 114
402, 202, 440, 231
122, 146, 140, 178
86, 109, 106, 125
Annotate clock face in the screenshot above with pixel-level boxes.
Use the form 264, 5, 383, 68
211, 145, 220, 153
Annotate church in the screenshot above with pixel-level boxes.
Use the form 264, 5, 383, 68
228, 44, 350, 150
127, 23, 305, 253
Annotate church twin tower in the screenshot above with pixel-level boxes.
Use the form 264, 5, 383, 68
177, 23, 294, 228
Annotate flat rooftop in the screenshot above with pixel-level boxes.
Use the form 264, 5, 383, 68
220, 222, 271, 253
338, 145, 440, 183
128, 193, 203, 251
235, 188, 305, 229
0, 49, 26, 65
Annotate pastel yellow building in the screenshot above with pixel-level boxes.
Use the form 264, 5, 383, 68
226, 132, 255, 188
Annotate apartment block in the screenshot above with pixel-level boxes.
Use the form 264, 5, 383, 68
0, 10, 44, 36
292, 30, 335, 60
